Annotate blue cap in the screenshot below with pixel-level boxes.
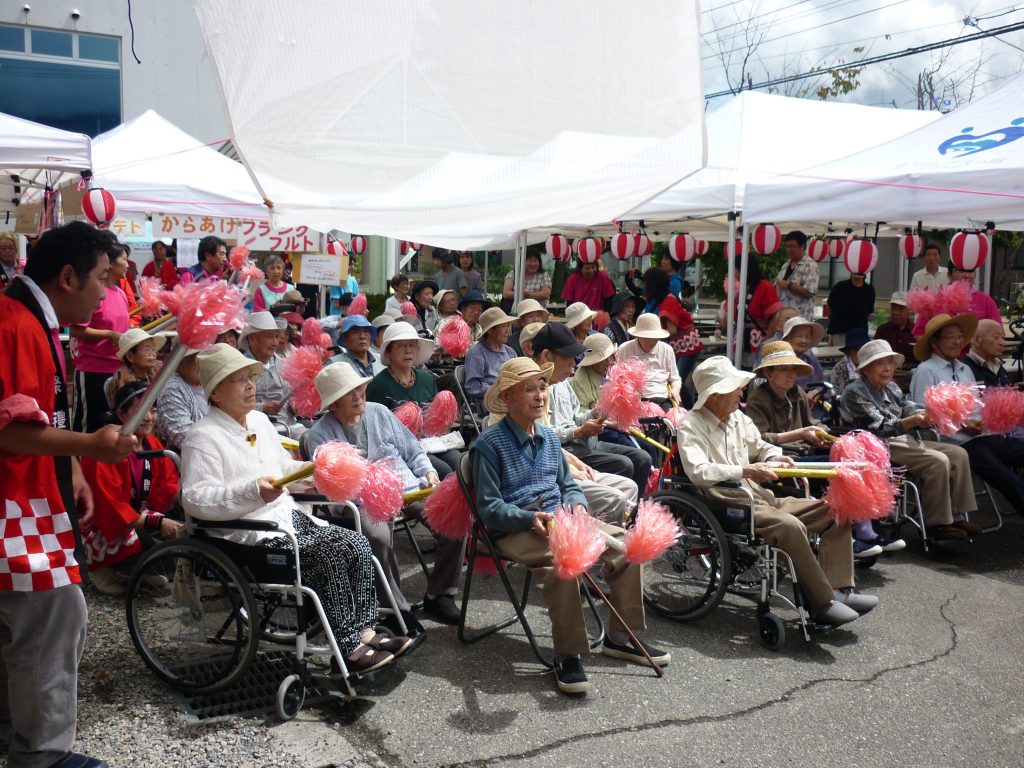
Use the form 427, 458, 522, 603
341, 314, 372, 335
841, 327, 871, 352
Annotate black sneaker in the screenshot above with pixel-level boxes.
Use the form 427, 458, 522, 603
554, 655, 589, 695
422, 594, 461, 625
601, 637, 671, 667
49, 753, 111, 768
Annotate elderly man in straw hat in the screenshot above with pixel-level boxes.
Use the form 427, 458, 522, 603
677, 356, 877, 627
472, 357, 669, 695
910, 313, 1024, 519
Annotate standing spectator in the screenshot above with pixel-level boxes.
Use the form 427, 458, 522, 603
117, 243, 141, 328
157, 349, 208, 451
615, 313, 682, 408
909, 243, 950, 292
458, 251, 483, 294
561, 261, 616, 312
179, 235, 226, 285
253, 254, 295, 311
502, 251, 551, 309
826, 270, 875, 348
70, 237, 131, 433
328, 255, 361, 316
464, 307, 517, 409
659, 296, 702, 406
603, 292, 637, 346
433, 250, 468, 295
141, 240, 178, 289
0, 233, 20, 291
0, 220, 137, 768
775, 230, 819, 320
660, 254, 684, 298
874, 292, 916, 361
458, 290, 490, 342
385, 273, 411, 313
719, 255, 779, 366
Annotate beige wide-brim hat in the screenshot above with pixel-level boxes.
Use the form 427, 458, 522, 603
563, 301, 597, 329
514, 298, 548, 319
240, 310, 278, 340
378, 322, 435, 366
371, 314, 394, 330
315, 362, 372, 408
518, 321, 547, 348
197, 343, 264, 398
433, 289, 454, 308
580, 333, 615, 367
856, 339, 906, 371
484, 357, 554, 414
913, 312, 978, 363
628, 313, 669, 339
781, 316, 826, 347
692, 356, 756, 411
115, 327, 166, 360
479, 306, 515, 335
754, 340, 812, 376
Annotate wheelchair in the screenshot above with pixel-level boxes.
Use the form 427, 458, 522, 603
124, 451, 408, 720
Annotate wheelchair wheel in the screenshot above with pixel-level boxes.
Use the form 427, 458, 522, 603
256, 590, 324, 645
125, 539, 260, 695
275, 674, 306, 720
758, 612, 785, 650
642, 490, 731, 621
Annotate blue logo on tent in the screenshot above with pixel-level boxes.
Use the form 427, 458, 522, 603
938, 118, 1024, 157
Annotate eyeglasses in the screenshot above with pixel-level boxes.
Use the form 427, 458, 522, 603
224, 373, 260, 386
938, 332, 965, 342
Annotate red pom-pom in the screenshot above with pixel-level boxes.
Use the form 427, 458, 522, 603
824, 465, 898, 524
229, 246, 250, 271
138, 276, 164, 317
438, 317, 472, 358
301, 317, 323, 347
624, 499, 679, 564
937, 280, 972, 316
318, 332, 333, 350
393, 401, 424, 437
593, 311, 610, 331
981, 386, 1024, 434
925, 381, 979, 437
597, 359, 646, 430
174, 281, 248, 349
904, 288, 937, 320
549, 505, 604, 580
360, 460, 405, 524
422, 474, 474, 540
644, 467, 661, 496
281, 347, 324, 418
422, 391, 458, 437
829, 429, 891, 469
312, 441, 369, 502
400, 300, 418, 317
348, 294, 368, 317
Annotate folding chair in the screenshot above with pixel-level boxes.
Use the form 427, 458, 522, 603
453, 365, 482, 437
975, 477, 1004, 533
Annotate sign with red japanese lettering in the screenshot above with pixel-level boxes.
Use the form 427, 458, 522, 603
154, 213, 247, 239
293, 254, 343, 287
235, 221, 320, 252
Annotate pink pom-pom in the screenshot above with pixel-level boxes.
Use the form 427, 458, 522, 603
548, 505, 605, 580
301, 317, 323, 347
422, 474, 474, 540
312, 441, 369, 502
644, 467, 661, 496
924, 381, 979, 437
393, 401, 424, 436
160, 284, 184, 316
239, 261, 264, 283
593, 311, 610, 331
981, 386, 1024, 434
937, 280, 972, 317
281, 347, 324, 418
318, 332, 333, 350
138, 276, 164, 316
359, 460, 405, 524
665, 406, 688, 428
824, 465, 898, 524
624, 499, 679, 564
438, 317, 472, 358
348, 294, 368, 317
423, 391, 458, 437
829, 429, 891, 469
639, 401, 665, 419
290, 381, 322, 419
174, 281, 248, 350
400, 300, 418, 317
904, 288, 937, 319
614, 358, 647, 393
229, 246, 250, 271
597, 359, 647, 430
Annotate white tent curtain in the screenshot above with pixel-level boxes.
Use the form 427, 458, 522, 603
191, 0, 707, 250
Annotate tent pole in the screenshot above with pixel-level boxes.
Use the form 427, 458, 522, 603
725, 212, 737, 360
483, 249, 489, 300
735, 224, 750, 369
514, 231, 527, 309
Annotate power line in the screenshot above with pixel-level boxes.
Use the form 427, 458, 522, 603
704, 18, 1024, 98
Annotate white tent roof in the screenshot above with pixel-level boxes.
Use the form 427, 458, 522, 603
86, 110, 268, 219
1, 111, 92, 217
744, 73, 1024, 230
627, 91, 940, 221
192, 0, 706, 249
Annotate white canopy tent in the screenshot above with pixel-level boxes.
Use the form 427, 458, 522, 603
1, 111, 92, 219
191, 0, 707, 251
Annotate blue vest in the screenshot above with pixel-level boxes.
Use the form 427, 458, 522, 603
476, 419, 564, 513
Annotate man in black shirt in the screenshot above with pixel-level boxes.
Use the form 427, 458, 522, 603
826, 272, 875, 347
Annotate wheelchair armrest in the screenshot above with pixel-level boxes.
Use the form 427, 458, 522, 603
135, 449, 168, 459
290, 492, 330, 504
193, 519, 281, 532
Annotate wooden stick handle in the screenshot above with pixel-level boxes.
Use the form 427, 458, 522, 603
142, 313, 173, 331
771, 468, 838, 479
581, 571, 664, 678
279, 437, 300, 451
628, 429, 671, 454
129, 305, 145, 317
402, 487, 435, 504
271, 463, 314, 488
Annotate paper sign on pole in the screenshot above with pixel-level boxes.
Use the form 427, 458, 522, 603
14, 203, 41, 235
176, 239, 200, 269
293, 254, 343, 286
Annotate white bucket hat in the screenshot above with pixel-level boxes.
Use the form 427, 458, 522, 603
115, 327, 166, 360
518, 322, 546, 349
856, 339, 906, 371
315, 362, 372, 408
563, 301, 597, 329
196, 343, 264, 398
240, 310, 278, 340
692, 356, 756, 411
628, 313, 669, 339
378, 322, 435, 366
781, 316, 826, 347
579, 333, 615, 367
514, 298, 548, 319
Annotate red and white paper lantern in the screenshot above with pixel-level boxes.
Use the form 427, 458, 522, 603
898, 233, 923, 260
349, 235, 367, 255
575, 236, 602, 264
695, 239, 709, 256
844, 239, 878, 275
82, 187, 116, 228
751, 223, 781, 255
326, 238, 348, 258
807, 239, 828, 262
609, 232, 636, 261
545, 233, 571, 262
668, 233, 696, 263
635, 232, 653, 257
949, 230, 990, 271
724, 239, 744, 260
828, 238, 845, 260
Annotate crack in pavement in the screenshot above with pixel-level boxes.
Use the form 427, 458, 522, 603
442, 595, 961, 768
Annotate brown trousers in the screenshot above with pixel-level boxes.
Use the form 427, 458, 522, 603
495, 523, 644, 656
888, 436, 976, 525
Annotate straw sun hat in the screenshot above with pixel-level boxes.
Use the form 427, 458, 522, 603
913, 313, 978, 363
483, 357, 554, 414
753, 340, 812, 376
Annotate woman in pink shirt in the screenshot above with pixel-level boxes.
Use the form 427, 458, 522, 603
71, 239, 130, 432
561, 261, 616, 312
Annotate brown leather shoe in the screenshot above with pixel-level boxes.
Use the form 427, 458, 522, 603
926, 524, 968, 541
953, 519, 984, 536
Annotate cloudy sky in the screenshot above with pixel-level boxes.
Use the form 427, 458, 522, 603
699, 0, 1024, 110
